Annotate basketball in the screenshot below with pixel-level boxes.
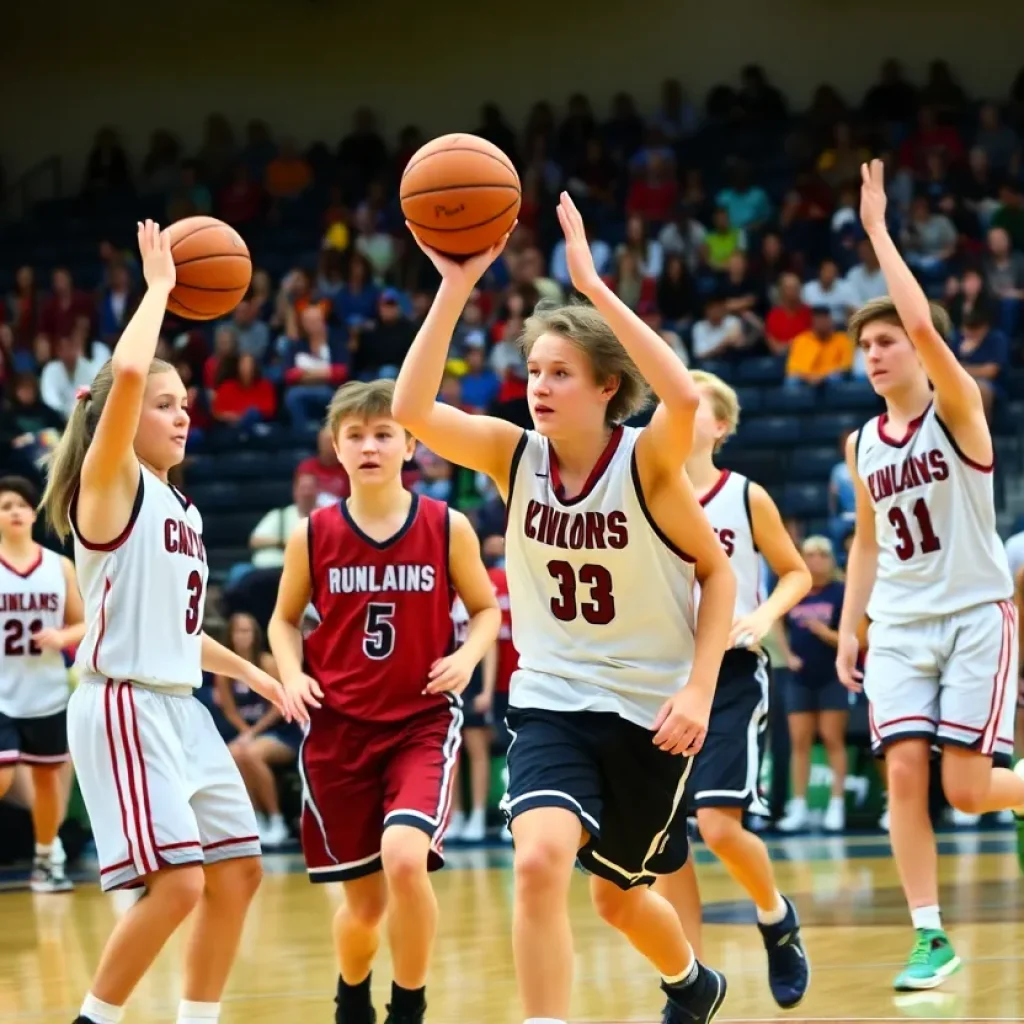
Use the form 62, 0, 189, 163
401, 134, 521, 257
165, 216, 252, 320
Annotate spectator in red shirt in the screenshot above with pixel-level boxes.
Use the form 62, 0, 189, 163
212, 353, 278, 428
898, 105, 965, 174
626, 151, 679, 226
764, 272, 813, 355
40, 268, 94, 343
204, 325, 240, 388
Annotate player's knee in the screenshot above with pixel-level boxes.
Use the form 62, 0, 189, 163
341, 881, 388, 928
695, 807, 742, 852
513, 835, 576, 899
153, 864, 206, 920
224, 855, 264, 900
885, 747, 930, 800
380, 829, 429, 891
943, 778, 987, 816
590, 878, 637, 930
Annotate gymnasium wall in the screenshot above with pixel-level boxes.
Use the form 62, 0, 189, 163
3, 0, 1022, 183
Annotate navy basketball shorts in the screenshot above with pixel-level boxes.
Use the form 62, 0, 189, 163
500, 706, 691, 890
0, 708, 70, 767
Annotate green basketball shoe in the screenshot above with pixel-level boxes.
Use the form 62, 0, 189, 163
893, 930, 961, 991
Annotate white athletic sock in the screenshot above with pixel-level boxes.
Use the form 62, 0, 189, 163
177, 1000, 220, 1023
35, 842, 52, 859
756, 890, 788, 925
910, 905, 942, 932
662, 953, 698, 987
81, 992, 125, 1024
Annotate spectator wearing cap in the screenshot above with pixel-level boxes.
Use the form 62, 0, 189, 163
951, 310, 1008, 421
350, 288, 415, 380
785, 306, 854, 389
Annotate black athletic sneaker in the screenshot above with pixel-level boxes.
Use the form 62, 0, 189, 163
335, 977, 376, 1024
757, 895, 809, 1008
662, 962, 727, 1024
383, 1006, 425, 1024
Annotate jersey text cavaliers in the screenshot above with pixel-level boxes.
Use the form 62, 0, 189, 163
327, 564, 437, 595
523, 499, 628, 551
866, 449, 949, 503
164, 518, 207, 562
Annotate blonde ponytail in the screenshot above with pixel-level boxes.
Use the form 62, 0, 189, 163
39, 358, 175, 540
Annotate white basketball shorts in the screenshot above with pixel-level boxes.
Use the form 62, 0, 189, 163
68, 678, 261, 891
864, 599, 1018, 760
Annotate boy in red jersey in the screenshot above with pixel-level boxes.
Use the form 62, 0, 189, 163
268, 379, 501, 1024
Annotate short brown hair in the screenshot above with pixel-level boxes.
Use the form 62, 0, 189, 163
518, 299, 651, 424
326, 379, 405, 436
0, 476, 40, 508
848, 297, 952, 346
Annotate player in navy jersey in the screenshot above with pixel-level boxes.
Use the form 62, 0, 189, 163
268, 379, 500, 1024
394, 194, 736, 1024
838, 162, 1024, 990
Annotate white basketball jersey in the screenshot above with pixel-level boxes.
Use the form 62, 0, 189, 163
0, 547, 69, 718
72, 465, 208, 689
699, 470, 762, 622
505, 426, 697, 730
856, 404, 1012, 625
451, 596, 469, 646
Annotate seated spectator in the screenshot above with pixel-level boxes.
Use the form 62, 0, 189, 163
984, 226, 1024, 298
413, 444, 452, 501
898, 105, 964, 175
990, 181, 1024, 251
213, 613, 298, 848
217, 164, 265, 225
353, 205, 397, 282
656, 255, 699, 332
801, 258, 856, 327
690, 294, 746, 362
607, 249, 653, 310
350, 289, 416, 380
458, 338, 500, 412
566, 137, 620, 214
264, 138, 312, 199
448, 294, 488, 372
204, 324, 240, 388
657, 205, 707, 272
7, 266, 39, 349
166, 161, 212, 221
616, 214, 664, 279
959, 147, 1001, 226
39, 330, 102, 419
40, 268, 94, 342
703, 207, 746, 271
816, 122, 871, 190
764, 273, 813, 356
625, 151, 678, 225
638, 302, 688, 365
97, 261, 140, 347
944, 267, 996, 331
715, 162, 772, 232
282, 305, 348, 431
550, 221, 612, 288
845, 239, 888, 306
720, 251, 766, 317
975, 102, 1020, 176
333, 253, 379, 326
174, 359, 211, 446
0, 372, 64, 480
212, 353, 278, 431
755, 233, 796, 301
296, 427, 351, 505
248, 473, 319, 571
785, 306, 854, 388
952, 310, 1008, 421
232, 295, 272, 363
900, 196, 957, 277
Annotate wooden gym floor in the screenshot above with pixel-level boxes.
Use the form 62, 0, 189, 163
1, 832, 1022, 1023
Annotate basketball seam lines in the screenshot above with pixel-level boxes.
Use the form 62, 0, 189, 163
405, 197, 520, 233
170, 222, 233, 246
402, 146, 517, 179
173, 253, 252, 269
401, 182, 522, 200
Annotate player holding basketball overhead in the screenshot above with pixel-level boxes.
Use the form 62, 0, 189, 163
654, 372, 812, 1008
394, 193, 736, 1024
0, 475, 86, 892
40, 221, 294, 1024
837, 162, 1024, 991
268, 379, 500, 1024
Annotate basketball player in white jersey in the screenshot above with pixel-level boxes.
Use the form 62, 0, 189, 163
837, 161, 1024, 991
0, 475, 85, 891
394, 193, 737, 1024
39, 221, 297, 1024
653, 371, 812, 1008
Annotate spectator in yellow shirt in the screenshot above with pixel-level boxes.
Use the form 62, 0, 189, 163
785, 306, 854, 387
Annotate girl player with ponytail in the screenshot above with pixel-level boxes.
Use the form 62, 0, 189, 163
41, 221, 299, 1024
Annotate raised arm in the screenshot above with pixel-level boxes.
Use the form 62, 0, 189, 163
392, 237, 523, 494
860, 160, 990, 464
556, 194, 699, 485
836, 431, 878, 691
77, 222, 176, 544
729, 483, 812, 646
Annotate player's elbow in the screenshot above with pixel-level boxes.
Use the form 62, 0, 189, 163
110, 355, 151, 382
390, 388, 427, 429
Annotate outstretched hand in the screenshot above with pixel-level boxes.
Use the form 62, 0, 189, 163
555, 192, 603, 297
138, 220, 176, 292
859, 159, 888, 235
407, 225, 515, 295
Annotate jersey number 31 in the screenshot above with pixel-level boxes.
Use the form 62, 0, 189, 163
547, 560, 616, 625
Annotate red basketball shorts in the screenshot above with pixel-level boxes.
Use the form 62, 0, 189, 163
299, 698, 463, 882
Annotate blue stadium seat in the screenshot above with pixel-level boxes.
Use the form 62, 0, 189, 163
735, 387, 763, 414
698, 359, 738, 384
188, 482, 241, 512
717, 448, 785, 485
203, 511, 264, 548
786, 446, 839, 483
735, 416, 800, 449
760, 387, 816, 414
805, 412, 864, 444
781, 482, 830, 519
820, 379, 884, 413
736, 356, 786, 385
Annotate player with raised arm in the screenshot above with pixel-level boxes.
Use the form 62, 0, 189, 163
40, 221, 295, 1024
654, 372, 812, 1008
268, 379, 501, 1024
836, 161, 1023, 991
0, 474, 85, 892
393, 193, 737, 1024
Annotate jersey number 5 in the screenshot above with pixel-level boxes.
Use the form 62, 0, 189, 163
185, 570, 204, 635
364, 603, 396, 659
888, 497, 941, 562
3, 619, 43, 657
547, 560, 616, 625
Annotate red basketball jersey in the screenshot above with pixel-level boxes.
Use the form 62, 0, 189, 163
304, 494, 455, 722
487, 566, 518, 695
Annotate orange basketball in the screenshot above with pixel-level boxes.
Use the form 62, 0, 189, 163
401, 134, 521, 257
165, 216, 252, 321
